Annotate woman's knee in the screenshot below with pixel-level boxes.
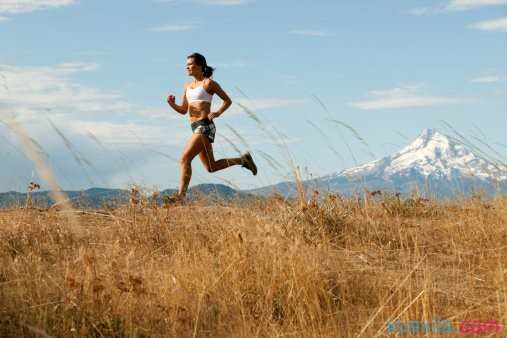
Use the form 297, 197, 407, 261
180, 154, 194, 166
199, 153, 216, 172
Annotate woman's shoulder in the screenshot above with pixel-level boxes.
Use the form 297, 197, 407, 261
205, 78, 220, 89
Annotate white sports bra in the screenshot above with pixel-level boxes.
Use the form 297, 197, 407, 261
186, 80, 213, 103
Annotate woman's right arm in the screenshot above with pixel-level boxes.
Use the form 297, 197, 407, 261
167, 83, 189, 115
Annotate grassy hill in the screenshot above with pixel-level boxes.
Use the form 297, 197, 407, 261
0, 194, 505, 336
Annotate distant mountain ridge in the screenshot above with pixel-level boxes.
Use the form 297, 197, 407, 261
0, 184, 254, 209
247, 128, 507, 198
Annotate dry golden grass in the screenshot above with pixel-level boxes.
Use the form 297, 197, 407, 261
0, 194, 506, 337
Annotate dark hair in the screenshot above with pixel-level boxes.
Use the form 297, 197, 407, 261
187, 52, 215, 78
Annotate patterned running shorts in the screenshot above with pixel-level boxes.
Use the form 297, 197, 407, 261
191, 118, 216, 143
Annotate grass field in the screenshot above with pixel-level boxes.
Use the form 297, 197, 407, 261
0, 193, 506, 337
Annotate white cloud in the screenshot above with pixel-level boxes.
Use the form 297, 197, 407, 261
213, 60, 246, 69
0, 16, 9, 22
0, 62, 129, 120
150, 24, 194, 32
0, 0, 77, 14
350, 86, 466, 110
471, 74, 506, 83
73, 50, 107, 57
154, 0, 251, 4
138, 106, 184, 119
235, 98, 305, 110
55, 62, 100, 73
470, 17, 507, 31
199, 0, 251, 5
289, 29, 332, 37
410, 0, 507, 15
448, 0, 507, 10
68, 120, 188, 146
207, 98, 306, 118
0, 62, 176, 123
408, 5, 448, 15
0, 116, 187, 191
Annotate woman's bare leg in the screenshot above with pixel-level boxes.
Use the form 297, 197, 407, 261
179, 134, 207, 196
198, 136, 242, 172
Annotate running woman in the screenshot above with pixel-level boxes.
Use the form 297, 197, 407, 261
167, 52, 257, 201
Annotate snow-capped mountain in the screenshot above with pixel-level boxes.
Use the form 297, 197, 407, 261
324, 128, 507, 182
249, 128, 507, 198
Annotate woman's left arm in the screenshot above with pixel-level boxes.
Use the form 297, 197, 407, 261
208, 80, 232, 121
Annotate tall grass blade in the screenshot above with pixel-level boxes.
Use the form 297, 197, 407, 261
2, 117, 82, 234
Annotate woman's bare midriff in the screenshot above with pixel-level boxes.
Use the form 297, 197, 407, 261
188, 102, 211, 123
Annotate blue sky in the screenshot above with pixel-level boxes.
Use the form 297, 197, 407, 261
0, 0, 506, 192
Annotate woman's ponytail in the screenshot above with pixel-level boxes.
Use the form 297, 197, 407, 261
203, 65, 215, 78
188, 52, 215, 78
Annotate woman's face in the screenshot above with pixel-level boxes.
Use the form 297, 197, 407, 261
186, 58, 202, 76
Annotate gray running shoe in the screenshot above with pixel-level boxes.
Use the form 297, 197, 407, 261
241, 152, 257, 175
163, 193, 186, 206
